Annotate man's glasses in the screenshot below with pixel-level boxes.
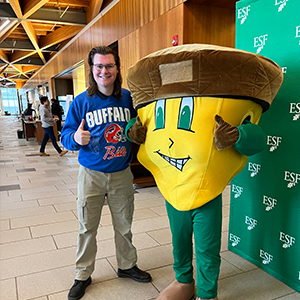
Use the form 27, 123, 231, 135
93, 63, 116, 70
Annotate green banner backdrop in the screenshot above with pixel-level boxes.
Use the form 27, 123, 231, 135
229, 0, 300, 292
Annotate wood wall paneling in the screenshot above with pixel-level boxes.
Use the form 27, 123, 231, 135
139, 4, 184, 58
119, 30, 140, 89
183, 3, 235, 47
119, 3, 184, 89
140, 0, 184, 26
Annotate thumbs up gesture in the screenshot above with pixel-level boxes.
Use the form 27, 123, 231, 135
74, 119, 91, 145
214, 115, 239, 151
128, 116, 147, 145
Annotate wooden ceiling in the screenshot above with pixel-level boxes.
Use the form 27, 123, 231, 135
0, 0, 105, 88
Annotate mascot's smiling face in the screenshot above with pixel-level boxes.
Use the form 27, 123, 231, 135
153, 97, 194, 172
137, 96, 263, 211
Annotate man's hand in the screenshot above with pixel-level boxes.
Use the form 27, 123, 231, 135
128, 116, 147, 144
214, 115, 239, 150
74, 119, 91, 145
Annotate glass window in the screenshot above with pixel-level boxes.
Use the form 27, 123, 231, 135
0, 88, 19, 115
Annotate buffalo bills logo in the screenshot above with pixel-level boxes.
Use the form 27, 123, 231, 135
105, 124, 122, 143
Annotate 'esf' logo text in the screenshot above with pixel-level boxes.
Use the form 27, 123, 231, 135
237, 6, 250, 24
245, 216, 257, 230
229, 233, 241, 247
263, 195, 277, 211
254, 34, 268, 53
267, 135, 282, 152
248, 162, 261, 177
260, 249, 273, 265
290, 102, 300, 121
280, 231, 296, 249
232, 184, 243, 198
284, 171, 300, 188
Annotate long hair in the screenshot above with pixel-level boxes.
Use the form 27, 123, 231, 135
87, 46, 122, 100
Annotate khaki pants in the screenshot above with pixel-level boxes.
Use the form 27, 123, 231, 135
75, 165, 137, 280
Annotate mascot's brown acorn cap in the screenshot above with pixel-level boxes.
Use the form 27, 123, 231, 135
127, 44, 283, 112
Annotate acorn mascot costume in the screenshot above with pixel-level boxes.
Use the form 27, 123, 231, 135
125, 44, 283, 300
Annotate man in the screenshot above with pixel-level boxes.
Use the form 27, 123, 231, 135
61, 46, 151, 300
39, 96, 68, 157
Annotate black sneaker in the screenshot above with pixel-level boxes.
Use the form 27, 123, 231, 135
117, 265, 152, 283
68, 277, 92, 300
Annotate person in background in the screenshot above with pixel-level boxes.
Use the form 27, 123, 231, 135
61, 46, 151, 300
39, 96, 68, 157
24, 103, 36, 116
51, 98, 64, 132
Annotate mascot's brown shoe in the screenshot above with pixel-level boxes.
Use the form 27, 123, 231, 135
156, 280, 195, 300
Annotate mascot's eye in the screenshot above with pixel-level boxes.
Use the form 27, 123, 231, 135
178, 97, 194, 132
155, 99, 166, 130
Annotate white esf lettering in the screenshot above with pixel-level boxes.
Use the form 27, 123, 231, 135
296, 26, 300, 38
267, 135, 282, 146
260, 249, 273, 264
263, 195, 277, 211
103, 146, 127, 160
281, 67, 287, 73
237, 6, 250, 24
290, 103, 300, 113
86, 107, 131, 128
290, 103, 300, 121
248, 162, 261, 177
245, 216, 257, 230
267, 135, 282, 152
254, 34, 268, 47
232, 184, 243, 198
237, 6, 250, 18
280, 231, 296, 249
284, 171, 300, 188
229, 233, 241, 247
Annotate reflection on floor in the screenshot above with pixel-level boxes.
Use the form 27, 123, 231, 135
0, 116, 299, 300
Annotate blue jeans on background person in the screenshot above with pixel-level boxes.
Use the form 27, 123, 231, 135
40, 126, 62, 154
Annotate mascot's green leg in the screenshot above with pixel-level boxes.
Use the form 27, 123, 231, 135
193, 195, 222, 299
155, 280, 195, 300
165, 195, 222, 300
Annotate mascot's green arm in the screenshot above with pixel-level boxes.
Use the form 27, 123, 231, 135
125, 117, 136, 142
234, 119, 266, 156
125, 117, 266, 156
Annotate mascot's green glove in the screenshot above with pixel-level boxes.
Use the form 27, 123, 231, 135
127, 116, 147, 145
214, 114, 239, 150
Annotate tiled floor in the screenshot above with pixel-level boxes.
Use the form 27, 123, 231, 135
0, 115, 299, 300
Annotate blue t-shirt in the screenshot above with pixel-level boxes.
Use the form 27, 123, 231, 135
61, 89, 136, 173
